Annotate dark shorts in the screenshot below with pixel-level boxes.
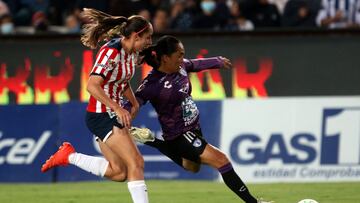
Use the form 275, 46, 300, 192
85, 111, 124, 142
146, 128, 208, 166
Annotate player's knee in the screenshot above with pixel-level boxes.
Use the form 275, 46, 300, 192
184, 163, 200, 173
110, 160, 124, 171
128, 154, 145, 171
111, 170, 127, 182
182, 159, 201, 173
215, 152, 230, 168
107, 162, 127, 181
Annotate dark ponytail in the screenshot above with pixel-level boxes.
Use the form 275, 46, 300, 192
81, 8, 150, 49
140, 35, 181, 69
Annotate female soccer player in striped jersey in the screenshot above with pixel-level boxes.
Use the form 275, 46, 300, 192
129, 35, 272, 203
41, 8, 153, 203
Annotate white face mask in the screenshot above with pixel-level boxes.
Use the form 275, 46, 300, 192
1, 23, 14, 34
201, 1, 216, 13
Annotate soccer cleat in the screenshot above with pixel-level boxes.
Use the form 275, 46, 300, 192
41, 142, 75, 173
257, 198, 274, 203
130, 127, 155, 143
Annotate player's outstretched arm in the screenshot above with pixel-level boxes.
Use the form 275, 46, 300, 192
184, 56, 232, 72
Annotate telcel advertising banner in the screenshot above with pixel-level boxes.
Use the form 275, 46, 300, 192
221, 96, 360, 183
0, 105, 59, 182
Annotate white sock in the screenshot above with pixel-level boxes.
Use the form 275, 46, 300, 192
68, 153, 109, 177
127, 180, 149, 203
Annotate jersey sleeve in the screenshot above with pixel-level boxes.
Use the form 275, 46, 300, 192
90, 47, 119, 79
122, 77, 155, 112
134, 78, 154, 106
183, 57, 223, 72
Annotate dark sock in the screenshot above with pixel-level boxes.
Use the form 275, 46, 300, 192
218, 163, 257, 203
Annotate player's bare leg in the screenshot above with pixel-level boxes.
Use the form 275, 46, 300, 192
105, 127, 149, 203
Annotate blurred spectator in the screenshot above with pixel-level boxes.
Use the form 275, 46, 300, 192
215, 0, 232, 27
32, 11, 49, 32
47, 0, 76, 25
108, 0, 134, 17
0, 14, 15, 34
316, 0, 360, 29
137, 8, 152, 21
244, 0, 282, 28
133, 0, 169, 18
11, 0, 50, 26
21, 0, 49, 12
282, 0, 318, 27
192, 0, 230, 30
0, 0, 9, 15
170, 0, 197, 31
3, 0, 32, 25
0, 0, 15, 34
74, 0, 109, 19
4, 0, 358, 34
2, 0, 13, 14
64, 13, 81, 33
269, 0, 289, 13
152, 8, 169, 33
226, 0, 254, 31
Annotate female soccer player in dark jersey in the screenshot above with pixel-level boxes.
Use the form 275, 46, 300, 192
41, 8, 153, 203
129, 35, 272, 203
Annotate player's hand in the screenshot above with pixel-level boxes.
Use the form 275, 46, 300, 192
219, 56, 232, 69
115, 107, 131, 128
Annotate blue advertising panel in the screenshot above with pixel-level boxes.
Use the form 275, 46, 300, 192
56, 101, 222, 181
0, 105, 58, 182
0, 101, 222, 182
56, 102, 103, 182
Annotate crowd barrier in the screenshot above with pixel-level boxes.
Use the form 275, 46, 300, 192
1, 96, 359, 183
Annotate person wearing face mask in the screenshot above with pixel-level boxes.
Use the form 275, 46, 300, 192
0, 14, 15, 34
201, 0, 217, 14
192, 0, 230, 30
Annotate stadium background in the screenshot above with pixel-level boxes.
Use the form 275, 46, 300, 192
1, 30, 360, 184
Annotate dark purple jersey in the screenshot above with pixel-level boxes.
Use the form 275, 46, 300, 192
135, 57, 224, 140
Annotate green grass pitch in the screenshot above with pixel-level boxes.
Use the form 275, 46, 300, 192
0, 180, 359, 203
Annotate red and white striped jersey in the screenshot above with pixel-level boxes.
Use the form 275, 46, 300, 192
87, 38, 137, 113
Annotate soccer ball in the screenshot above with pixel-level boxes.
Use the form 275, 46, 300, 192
298, 199, 319, 203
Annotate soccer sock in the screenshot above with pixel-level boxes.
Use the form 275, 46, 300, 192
218, 163, 257, 203
68, 153, 109, 177
127, 180, 149, 203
